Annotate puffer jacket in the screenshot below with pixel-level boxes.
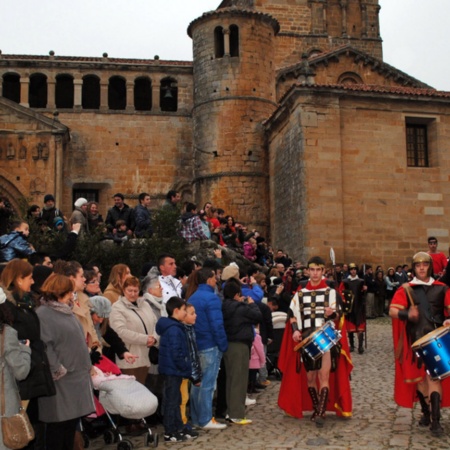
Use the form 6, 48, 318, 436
222, 297, 262, 348
0, 231, 35, 262
156, 317, 191, 378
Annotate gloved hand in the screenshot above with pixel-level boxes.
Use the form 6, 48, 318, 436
90, 346, 103, 365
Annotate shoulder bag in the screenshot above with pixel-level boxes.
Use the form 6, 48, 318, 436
0, 329, 35, 449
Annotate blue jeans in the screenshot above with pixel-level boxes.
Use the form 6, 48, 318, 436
162, 375, 183, 434
190, 346, 222, 427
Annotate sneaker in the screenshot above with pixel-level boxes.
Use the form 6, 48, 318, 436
164, 432, 188, 442
245, 396, 256, 406
181, 427, 199, 439
228, 418, 253, 425
259, 380, 271, 386
201, 418, 227, 430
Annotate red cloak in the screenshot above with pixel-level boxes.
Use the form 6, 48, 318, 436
277, 316, 353, 419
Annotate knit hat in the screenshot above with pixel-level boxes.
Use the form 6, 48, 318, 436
74, 198, 88, 208
89, 296, 112, 318
0, 288, 5, 305
221, 263, 240, 281
53, 216, 64, 228
44, 194, 55, 203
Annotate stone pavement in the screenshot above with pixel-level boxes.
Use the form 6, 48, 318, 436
89, 318, 450, 449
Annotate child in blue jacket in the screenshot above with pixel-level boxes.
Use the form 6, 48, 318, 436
156, 296, 197, 443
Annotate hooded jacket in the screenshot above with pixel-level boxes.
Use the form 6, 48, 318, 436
156, 317, 191, 378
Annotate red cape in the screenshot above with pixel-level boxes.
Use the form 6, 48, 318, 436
277, 317, 353, 419
392, 318, 450, 407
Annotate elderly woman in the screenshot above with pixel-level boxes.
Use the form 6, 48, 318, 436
142, 267, 167, 320
89, 295, 137, 365
109, 276, 158, 385
37, 273, 94, 450
103, 264, 131, 305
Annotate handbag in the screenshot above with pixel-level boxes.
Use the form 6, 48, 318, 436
0, 328, 35, 449
149, 346, 159, 365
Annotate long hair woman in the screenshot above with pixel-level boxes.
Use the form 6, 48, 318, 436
103, 264, 131, 305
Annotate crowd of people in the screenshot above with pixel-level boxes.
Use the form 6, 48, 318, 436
1, 191, 450, 447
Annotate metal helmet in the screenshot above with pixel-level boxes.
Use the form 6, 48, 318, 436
348, 263, 358, 271
412, 252, 433, 278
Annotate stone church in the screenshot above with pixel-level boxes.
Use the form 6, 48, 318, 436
1, 0, 449, 267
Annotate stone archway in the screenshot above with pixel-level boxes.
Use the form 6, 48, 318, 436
0, 172, 29, 217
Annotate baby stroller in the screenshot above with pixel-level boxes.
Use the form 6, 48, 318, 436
83, 356, 159, 449
266, 311, 287, 379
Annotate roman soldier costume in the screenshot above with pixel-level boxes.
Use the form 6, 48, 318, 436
339, 263, 366, 354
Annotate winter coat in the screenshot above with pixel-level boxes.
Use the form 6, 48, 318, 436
156, 317, 191, 378
249, 333, 265, 369
221, 297, 262, 348
133, 204, 153, 238
99, 322, 129, 363
0, 231, 35, 262
40, 206, 64, 227
188, 284, 228, 353
109, 296, 158, 370
184, 324, 202, 384
103, 283, 122, 305
73, 291, 100, 350
179, 212, 208, 243
36, 303, 94, 423
105, 204, 134, 231
70, 207, 88, 233
257, 301, 274, 346
0, 325, 31, 450
1, 286, 55, 400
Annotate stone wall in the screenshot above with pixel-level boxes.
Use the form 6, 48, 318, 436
268, 88, 450, 268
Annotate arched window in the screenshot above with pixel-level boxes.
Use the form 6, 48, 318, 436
82, 75, 100, 109
338, 71, 363, 85
214, 26, 225, 58
55, 74, 74, 108
108, 76, 126, 110
134, 77, 152, 111
160, 77, 178, 112
29, 73, 47, 108
229, 25, 239, 57
2, 73, 20, 103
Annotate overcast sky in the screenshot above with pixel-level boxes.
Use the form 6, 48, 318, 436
1, 0, 448, 90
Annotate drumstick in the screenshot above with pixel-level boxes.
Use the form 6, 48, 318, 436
403, 284, 415, 307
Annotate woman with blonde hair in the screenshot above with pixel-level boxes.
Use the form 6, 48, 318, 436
103, 264, 131, 304
37, 273, 94, 450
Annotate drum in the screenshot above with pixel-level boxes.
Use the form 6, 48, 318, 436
412, 326, 450, 381
299, 321, 342, 360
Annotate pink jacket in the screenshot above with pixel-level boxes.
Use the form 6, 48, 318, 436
249, 333, 265, 369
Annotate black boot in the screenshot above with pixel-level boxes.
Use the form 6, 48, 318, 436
349, 333, 355, 353
307, 387, 319, 421
315, 387, 329, 428
358, 333, 364, 354
430, 392, 444, 436
416, 391, 430, 426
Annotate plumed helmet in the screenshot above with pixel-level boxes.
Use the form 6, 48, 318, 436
412, 252, 433, 278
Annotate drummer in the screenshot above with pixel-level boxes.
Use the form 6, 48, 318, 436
389, 251, 450, 437
289, 256, 343, 427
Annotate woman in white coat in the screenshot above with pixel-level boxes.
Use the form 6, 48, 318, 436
109, 276, 158, 385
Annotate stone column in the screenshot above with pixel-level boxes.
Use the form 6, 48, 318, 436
126, 81, 134, 111
223, 28, 230, 57
53, 135, 63, 207
47, 79, 56, 109
73, 78, 82, 109
19, 77, 29, 107
152, 82, 160, 112
340, 0, 348, 37
100, 80, 108, 111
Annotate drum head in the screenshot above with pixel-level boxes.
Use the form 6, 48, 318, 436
412, 326, 449, 349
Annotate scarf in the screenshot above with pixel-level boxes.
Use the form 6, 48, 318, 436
143, 292, 167, 318
40, 298, 74, 314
